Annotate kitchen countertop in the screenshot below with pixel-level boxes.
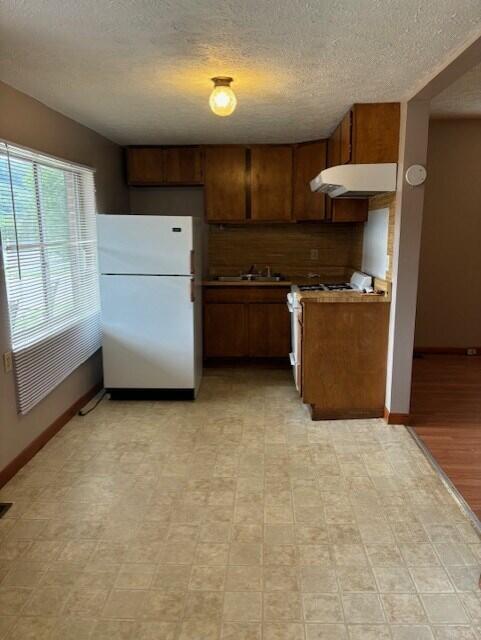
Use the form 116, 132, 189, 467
297, 291, 389, 303
202, 280, 292, 287
202, 279, 390, 301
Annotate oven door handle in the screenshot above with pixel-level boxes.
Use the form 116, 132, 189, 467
286, 292, 295, 313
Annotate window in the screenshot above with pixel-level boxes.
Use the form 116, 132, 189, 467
0, 142, 101, 414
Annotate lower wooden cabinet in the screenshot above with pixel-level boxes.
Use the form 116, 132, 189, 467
204, 303, 248, 357
203, 287, 291, 359
300, 300, 389, 419
248, 303, 291, 357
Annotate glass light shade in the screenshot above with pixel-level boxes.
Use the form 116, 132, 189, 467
209, 77, 237, 117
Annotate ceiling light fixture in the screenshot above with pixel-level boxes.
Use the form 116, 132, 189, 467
209, 76, 237, 117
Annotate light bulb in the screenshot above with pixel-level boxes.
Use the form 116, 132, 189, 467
209, 77, 237, 117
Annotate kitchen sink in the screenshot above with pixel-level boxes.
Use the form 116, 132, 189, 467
250, 276, 284, 282
216, 276, 244, 281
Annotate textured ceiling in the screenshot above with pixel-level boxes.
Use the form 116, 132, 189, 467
1, 0, 481, 144
431, 62, 481, 118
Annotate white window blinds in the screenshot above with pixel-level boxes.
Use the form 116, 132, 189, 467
0, 141, 101, 414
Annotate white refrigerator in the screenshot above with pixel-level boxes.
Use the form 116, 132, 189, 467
97, 214, 203, 398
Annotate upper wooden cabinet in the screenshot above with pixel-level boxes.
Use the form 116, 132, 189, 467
126, 148, 164, 185
327, 114, 351, 167
126, 103, 399, 224
327, 103, 400, 167
340, 111, 352, 164
293, 141, 327, 222
204, 146, 247, 222
126, 146, 203, 186
162, 147, 203, 184
250, 145, 293, 222
323, 103, 399, 224
330, 199, 368, 223
327, 124, 341, 168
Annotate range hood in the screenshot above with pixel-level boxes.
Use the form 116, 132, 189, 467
310, 163, 397, 198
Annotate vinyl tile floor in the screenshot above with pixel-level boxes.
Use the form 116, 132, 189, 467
0, 367, 480, 639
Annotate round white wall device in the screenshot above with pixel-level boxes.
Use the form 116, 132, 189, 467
405, 164, 427, 186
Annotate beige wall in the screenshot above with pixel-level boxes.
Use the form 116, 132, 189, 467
129, 187, 204, 217
415, 119, 481, 348
0, 81, 129, 472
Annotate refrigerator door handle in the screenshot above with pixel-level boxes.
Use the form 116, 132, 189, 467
190, 250, 195, 275
190, 277, 195, 303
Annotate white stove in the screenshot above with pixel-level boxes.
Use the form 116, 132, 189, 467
293, 271, 374, 295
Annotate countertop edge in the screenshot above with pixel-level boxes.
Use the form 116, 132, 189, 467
202, 281, 292, 287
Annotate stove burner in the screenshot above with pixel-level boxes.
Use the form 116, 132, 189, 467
324, 283, 354, 291
298, 282, 355, 292
298, 285, 324, 291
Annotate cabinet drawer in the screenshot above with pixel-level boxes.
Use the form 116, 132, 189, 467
204, 286, 290, 304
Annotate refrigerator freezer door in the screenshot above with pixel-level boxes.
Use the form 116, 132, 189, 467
100, 275, 195, 389
98, 214, 193, 275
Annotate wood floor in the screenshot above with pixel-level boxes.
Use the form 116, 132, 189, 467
410, 354, 481, 521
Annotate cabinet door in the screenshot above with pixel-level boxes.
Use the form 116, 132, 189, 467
327, 124, 341, 168
351, 103, 400, 164
248, 303, 291, 358
204, 303, 248, 357
331, 199, 368, 223
204, 146, 247, 222
163, 147, 203, 184
340, 110, 352, 164
250, 146, 293, 221
293, 141, 327, 221
126, 148, 164, 185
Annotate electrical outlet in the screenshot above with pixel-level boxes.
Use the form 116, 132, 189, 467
3, 351, 13, 373
310, 249, 319, 260
467, 348, 477, 356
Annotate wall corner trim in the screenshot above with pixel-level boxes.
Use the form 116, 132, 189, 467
0, 383, 102, 489
384, 406, 410, 426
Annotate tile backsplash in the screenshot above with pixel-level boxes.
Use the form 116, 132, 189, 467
208, 222, 364, 279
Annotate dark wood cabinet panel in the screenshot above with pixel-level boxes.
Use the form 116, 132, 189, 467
203, 287, 291, 359
248, 303, 291, 358
126, 148, 164, 185
331, 199, 368, 223
204, 146, 247, 222
327, 124, 341, 168
340, 111, 352, 164
351, 103, 400, 164
293, 141, 327, 221
204, 303, 248, 357
302, 301, 390, 419
250, 146, 293, 221
204, 287, 289, 304
324, 102, 399, 223
126, 146, 203, 186
162, 147, 203, 184
327, 103, 400, 167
